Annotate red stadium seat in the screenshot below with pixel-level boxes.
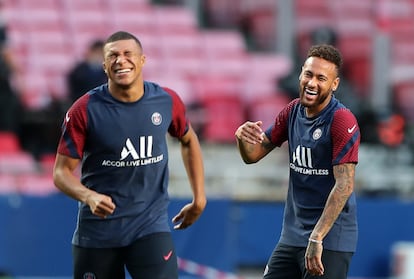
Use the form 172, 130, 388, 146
153, 6, 198, 35
66, 10, 110, 37
20, 8, 66, 33
188, 30, 250, 79
329, 0, 373, 18
243, 52, 292, 102
21, 31, 73, 83
160, 32, 203, 60
108, 0, 150, 13
19, 0, 61, 9
248, 94, 290, 129
204, 54, 250, 79
25, 30, 72, 59
200, 30, 247, 59
27, 52, 73, 77
61, 0, 108, 11
0, 132, 21, 154
248, 52, 292, 83
161, 56, 204, 79
191, 74, 243, 100
112, 10, 157, 36
200, 94, 245, 143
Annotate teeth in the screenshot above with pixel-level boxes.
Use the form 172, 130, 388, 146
305, 89, 317, 95
116, 69, 131, 73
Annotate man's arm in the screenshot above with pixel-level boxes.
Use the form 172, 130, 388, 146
305, 162, 356, 276
53, 153, 115, 218
172, 125, 206, 229
311, 163, 356, 240
235, 121, 275, 164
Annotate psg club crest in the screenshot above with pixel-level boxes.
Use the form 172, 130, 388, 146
151, 112, 162, 125
312, 128, 322, 140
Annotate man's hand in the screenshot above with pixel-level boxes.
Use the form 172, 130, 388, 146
86, 192, 116, 218
172, 202, 205, 230
235, 121, 264, 145
305, 241, 324, 276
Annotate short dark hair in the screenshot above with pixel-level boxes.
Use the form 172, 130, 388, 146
307, 44, 342, 74
105, 31, 143, 51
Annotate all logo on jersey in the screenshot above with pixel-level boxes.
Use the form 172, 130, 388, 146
120, 137, 153, 160
290, 145, 329, 175
292, 145, 313, 168
102, 136, 163, 167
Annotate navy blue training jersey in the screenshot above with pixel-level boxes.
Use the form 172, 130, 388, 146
57, 81, 189, 248
265, 96, 360, 252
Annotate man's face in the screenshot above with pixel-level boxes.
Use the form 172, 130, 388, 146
298, 56, 339, 116
102, 39, 145, 88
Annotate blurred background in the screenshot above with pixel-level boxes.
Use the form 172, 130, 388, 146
1, 0, 414, 278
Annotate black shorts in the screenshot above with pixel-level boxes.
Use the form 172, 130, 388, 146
72, 232, 178, 279
263, 243, 353, 279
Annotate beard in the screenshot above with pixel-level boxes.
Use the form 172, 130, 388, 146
299, 86, 332, 109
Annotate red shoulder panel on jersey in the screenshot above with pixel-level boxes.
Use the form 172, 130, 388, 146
57, 94, 90, 159
331, 108, 360, 164
162, 87, 189, 138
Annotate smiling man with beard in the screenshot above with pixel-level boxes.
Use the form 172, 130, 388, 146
235, 44, 360, 279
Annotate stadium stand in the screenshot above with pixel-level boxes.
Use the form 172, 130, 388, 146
0, 132, 38, 176
0, 0, 292, 196
1, 0, 414, 198
3, 0, 290, 114
0, 132, 20, 154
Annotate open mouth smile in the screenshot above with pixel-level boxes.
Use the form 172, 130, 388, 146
115, 69, 132, 74
305, 88, 318, 96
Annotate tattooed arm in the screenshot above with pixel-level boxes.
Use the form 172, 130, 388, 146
305, 163, 356, 276
235, 121, 275, 164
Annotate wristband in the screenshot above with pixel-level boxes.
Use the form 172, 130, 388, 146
308, 238, 322, 244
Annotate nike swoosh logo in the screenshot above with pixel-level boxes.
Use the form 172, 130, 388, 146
348, 124, 356, 133
163, 250, 173, 261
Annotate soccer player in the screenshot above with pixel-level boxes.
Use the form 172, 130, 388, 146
235, 44, 360, 279
53, 31, 206, 279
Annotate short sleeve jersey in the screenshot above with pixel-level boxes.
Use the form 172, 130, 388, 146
264, 96, 360, 252
57, 81, 189, 248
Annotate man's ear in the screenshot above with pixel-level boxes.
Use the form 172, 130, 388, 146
332, 76, 340, 91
